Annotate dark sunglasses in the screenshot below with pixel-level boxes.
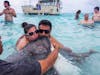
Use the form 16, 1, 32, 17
26, 30, 39, 36
39, 29, 50, 34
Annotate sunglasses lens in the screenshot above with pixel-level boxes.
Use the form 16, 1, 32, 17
29, 32, 33, 36
45, 30, 50, 34
39, 30, 43, 33
39, 29, 50, 34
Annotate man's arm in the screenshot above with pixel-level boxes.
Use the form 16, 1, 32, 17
51, 36, 72, 53
38, 47, 59, 75
11, 8, 16, 17
12, 9, 16, 17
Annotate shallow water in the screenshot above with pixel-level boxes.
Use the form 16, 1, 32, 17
0, 13, 100, 75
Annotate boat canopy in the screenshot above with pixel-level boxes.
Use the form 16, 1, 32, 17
39, 0, 60, 3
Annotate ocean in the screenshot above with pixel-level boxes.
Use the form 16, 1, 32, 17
0, 13, 100, 75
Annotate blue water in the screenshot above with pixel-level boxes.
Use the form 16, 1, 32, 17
0, 13, 100, 75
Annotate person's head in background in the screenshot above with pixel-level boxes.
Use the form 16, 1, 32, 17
75, 10, 81, 20
4, 1, 10, 9
76, 10, 81, 15
94, 7, 99, 13
38, 20, 52, 37
24, 24, 39, 41
84, 13, 89, 21
21, 22, 28, 29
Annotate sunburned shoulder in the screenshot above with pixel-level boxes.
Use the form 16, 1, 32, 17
3, 8, 15, 12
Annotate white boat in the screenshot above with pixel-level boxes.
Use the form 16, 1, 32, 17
22, 0, 61, 15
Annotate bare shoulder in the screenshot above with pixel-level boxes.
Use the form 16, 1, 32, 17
16, 35, 29, 51
3, 9, 7, 13
10, 8, 15, 11
16, 35, 26, 46
50, 36, 57, 42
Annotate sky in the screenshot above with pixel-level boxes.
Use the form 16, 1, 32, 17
0, 0, 100, 13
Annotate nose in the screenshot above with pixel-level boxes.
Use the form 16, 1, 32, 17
42, 31, 46, 35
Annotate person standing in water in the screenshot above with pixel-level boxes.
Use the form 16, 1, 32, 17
79, 13, 94, 27
0, 1, 16, 23
75, 10, 81, 20
92, 6, 100, 22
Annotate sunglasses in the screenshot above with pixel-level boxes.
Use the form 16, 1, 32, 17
26, 30, 39, 36
39, 29, 50, 34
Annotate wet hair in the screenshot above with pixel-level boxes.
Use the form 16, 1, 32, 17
94, 7, 99, 11
84, 13, 89, 16
76, 10, 81, 14
75, 10, 81, 20
24, 24, 36, 34
21, 22, 28, 28
38, 20, 52, 31
4, 1, 10, 6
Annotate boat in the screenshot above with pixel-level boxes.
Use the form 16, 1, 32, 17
22, 0, 61, 15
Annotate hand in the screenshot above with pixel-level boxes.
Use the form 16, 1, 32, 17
53, 44, 61, 51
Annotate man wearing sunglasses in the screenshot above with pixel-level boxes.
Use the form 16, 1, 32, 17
38, 20, 97, 61
37, 19, 99, 75
38, 20, 72, 52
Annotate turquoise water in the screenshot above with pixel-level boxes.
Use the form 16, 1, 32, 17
0, 13, 100, 75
